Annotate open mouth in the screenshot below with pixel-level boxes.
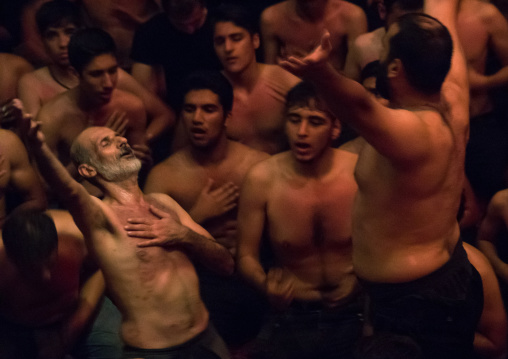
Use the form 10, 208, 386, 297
120, 147, 134, 157
191, 127, 206, 134
295, 142, 310, 149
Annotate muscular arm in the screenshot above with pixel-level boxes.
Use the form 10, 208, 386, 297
117, 69, 175, 143
469, 4, 508, 91
1, 129, 47, 220
260, 7, 280, 64
130, 62, 166, 100
464, 243, 508, 359
236, 164, 269, 293
17, 73, 42, 116
477, 190, 508, 283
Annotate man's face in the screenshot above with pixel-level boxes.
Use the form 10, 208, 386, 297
84, 127, 141, 181
42, 22, 77, 66
181, 89, 226, 149
285, 102, 338, 162
169, 5, 207, 34
78, 54, 118, 104
214, 21, 259, 74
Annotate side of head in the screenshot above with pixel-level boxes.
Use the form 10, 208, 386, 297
68, 28, 117, 74
3, 210, 58, 271
386, 13, 452, 96
36, 0, 81, 36
180, 70, 233, 115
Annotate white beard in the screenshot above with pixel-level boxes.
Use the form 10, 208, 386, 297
93, 156, 142, 182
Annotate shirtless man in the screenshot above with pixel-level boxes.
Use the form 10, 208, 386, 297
212, 4, 301, 154
260, 0, 367, 71
457, 0, 508, 202
280, 0, 479, 357
0, 209, 104, 359
18, 1, 173, 144
16, 100, 234, 357
144, 71, 269, 351
343, 0, 423, 81
35, 28, 147, 177
0, 113, 46, 227
0, 53, 33, 104
237, 81, 362, 359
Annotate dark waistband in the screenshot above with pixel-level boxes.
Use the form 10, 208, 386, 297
359, 240, 470, 299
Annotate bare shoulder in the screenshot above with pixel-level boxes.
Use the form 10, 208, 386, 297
488, 189, 508, 212
113, 88, 144, 110
261, 1, 287, 23
338, 136, 366, 155
333, 0, 366, 20
263, 63, 301, 88
0, 129, 26, 159
0, 53, 33, 73
246, 151, 288, 185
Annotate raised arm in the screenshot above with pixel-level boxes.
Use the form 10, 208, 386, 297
260, 7, 280, 64
12, 100, 107, 238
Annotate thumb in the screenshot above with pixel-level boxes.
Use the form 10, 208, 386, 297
321, 30, 332, 51
203, 178, 214, 193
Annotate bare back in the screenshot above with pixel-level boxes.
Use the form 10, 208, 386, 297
256, 149, 359, 305
261, 0, 367, 71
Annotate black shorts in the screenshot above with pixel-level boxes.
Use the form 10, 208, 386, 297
360, 241, 483, 359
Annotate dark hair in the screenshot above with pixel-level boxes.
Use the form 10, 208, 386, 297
3, 210, 58, 266
212, 3, 259, 35
385, 0, 424, 14
36, 0, 81, 35
161, 0, 205, 17
68, 28, 117, 73
361, 60, 382, 83
180, 70, 233, 114
285, 81, 332, 117
354, 333, 424, 359
388, 13, 452, 95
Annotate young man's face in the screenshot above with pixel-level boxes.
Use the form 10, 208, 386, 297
181, 89, 227, 149
42, 22, 77, 66
285, 101, 339, 162
78, 54, 118, 104
214, 21, 259, 74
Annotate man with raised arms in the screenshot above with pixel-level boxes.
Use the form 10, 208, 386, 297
212, 4, 300, 154
14, 99, 233, 357
237, 81, 362, 359
260, 0, 367, 71
17, 1, 173, 145
144, 71, 269, 352
281, 0, 480, 357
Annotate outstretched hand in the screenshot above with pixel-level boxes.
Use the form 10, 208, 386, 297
125, 204, 188, 248
3, 99, 45, 145
279, 31, 332, 78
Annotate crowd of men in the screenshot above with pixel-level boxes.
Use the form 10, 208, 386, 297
1, 0, 508, 358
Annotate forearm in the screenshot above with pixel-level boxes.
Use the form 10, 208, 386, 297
63, 271, 105, 350
182, 227, 234, 276
474, 332, 507, 359
145, 111, 174, 144
237, 255, 268, 294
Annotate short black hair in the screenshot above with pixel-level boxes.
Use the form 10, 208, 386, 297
361, 60, 381, 83
36, 0, 81, 35
385, 0, 424, 14
161, 0, 205, 17
68, 28, 117, 73
388, 13, 452, 95
180, 70, 233, 114
3, 210, 58, 266
212, 3, 259, 35
285, 81, 332, 118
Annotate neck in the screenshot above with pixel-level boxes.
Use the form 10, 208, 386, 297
100, 175, 144, 205
294, 0, 327, 20
190, 134, 229, 165
224, 61, 261, 91
391, 87, 441, 109
291, 146, 335, 178
48, 64, 78, 90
